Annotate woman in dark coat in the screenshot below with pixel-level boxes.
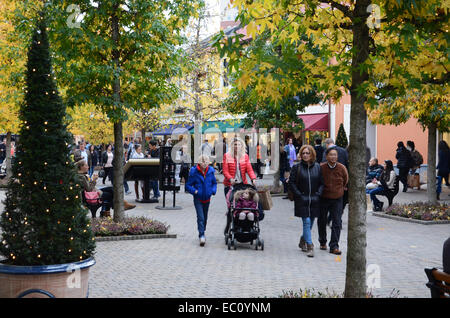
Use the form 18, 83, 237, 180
437, 140, 450, 200
289, 145, 324, 258
395, 141, 412, 192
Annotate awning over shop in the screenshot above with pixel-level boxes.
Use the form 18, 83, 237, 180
190, 120, 245, 134
152, 124, 194, 135
298, 113, 329, 131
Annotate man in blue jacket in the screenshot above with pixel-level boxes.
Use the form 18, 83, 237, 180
186, 155, 217, 246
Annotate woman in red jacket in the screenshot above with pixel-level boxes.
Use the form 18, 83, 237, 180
223, 138, 257, 196
223, 137, 258, 234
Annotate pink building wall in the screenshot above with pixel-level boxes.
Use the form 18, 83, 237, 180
376, 118, 429, 164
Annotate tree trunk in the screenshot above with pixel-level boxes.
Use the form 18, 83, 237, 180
141, 128, 146, 149
111, 8, 124, 222
344, 0, 370, 298
113, 121, 125, 222
272, 132, 283, 192
427, 122, 437, 204
0, 132, 12, 186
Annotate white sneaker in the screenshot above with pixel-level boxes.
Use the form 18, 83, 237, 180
199, 236, 206, 246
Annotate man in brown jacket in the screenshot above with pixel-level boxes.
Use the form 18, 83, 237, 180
318, 146, 348, 255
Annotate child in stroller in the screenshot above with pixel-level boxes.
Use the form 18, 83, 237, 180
233, 188, 259, 225
225, 183, 264, 250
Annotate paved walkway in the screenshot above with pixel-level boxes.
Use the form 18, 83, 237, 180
1, 174, 449, 298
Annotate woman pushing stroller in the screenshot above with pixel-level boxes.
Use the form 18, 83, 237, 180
222, 137, 262, 235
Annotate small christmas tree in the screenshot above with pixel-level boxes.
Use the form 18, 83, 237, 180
336, 123, 348, 149
0, 14, 95, 265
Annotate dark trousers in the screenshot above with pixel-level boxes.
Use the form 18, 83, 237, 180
103, 167, 114, 184
398, 167, 409, 190
99, 187, 113, 211
318, 197, 343, 250
256, 159, 263, 178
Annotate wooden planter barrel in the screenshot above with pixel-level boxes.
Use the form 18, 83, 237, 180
0, 257, 95, 298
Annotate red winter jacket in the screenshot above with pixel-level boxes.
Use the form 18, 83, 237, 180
223, 152, 256, 187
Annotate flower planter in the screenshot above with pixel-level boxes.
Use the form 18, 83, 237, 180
0, 257, 95, 298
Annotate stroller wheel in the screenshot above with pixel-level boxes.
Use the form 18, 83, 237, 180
225, 235, 229, 245
233, 239, 237, 250
227, 239, 232, 250
259, 239, 264, 251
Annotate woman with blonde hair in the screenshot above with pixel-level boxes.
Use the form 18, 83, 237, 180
222, 137, 258, 234
288, 144, 324, 257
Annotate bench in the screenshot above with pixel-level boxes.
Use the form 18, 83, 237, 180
381, 175, 400, 207
425, 268, 450, 298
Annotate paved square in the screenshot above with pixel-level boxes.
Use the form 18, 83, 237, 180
1, 175, 449, 298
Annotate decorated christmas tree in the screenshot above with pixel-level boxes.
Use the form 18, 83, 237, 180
0, 14, 95, 266
336, 123, 348, 149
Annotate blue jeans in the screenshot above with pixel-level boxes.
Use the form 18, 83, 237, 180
194, 199, 210, 238
367, 187, 385, 207
437, 176, 443, 194
302, 217, 315, 245
124, 180, 129, 192
150, 180, 160, 198
88, 166, 94, 178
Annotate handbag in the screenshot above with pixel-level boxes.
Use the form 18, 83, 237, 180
84, 190, 102, 205
258, 189, 273, 210
407, 174, 420, 189
366, 182, 378, 190
98, 168, 105, 178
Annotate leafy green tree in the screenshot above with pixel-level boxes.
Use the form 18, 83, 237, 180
336, 123, 348, 149
12, 0, 202, 221
214, 0, 448, 297
0, 15, 95, 265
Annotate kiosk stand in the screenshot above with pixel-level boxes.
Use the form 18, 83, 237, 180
156, 146, 182, 210
123, 159, 160, 203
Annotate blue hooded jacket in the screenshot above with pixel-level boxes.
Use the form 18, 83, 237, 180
186, 165, 217, 202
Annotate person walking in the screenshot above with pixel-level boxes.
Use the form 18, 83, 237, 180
102, 144, 114, 185
148, 140, 161, 200
407, 140, 423, 190
131, 144, 145, 200
222, 137, 259, 235
289, 145, 324, 258
437, 140, 450, 200
314, 138, 324, 164
318, 147, 348, 255
186, 155, 217, 246
280, 143, 290, 198
87, 145, 96, 178
321, 138, 349, 223
285, 138, 297, 169
395, 141, 412, 192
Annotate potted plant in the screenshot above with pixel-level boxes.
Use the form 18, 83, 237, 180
0, 12, 96, 298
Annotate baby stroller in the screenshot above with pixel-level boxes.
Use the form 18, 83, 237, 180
225, 183, 264, 250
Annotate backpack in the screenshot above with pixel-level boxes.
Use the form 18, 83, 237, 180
411, 150, 423, 167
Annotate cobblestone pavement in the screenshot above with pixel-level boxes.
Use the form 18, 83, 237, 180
1, 174, 449, 298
